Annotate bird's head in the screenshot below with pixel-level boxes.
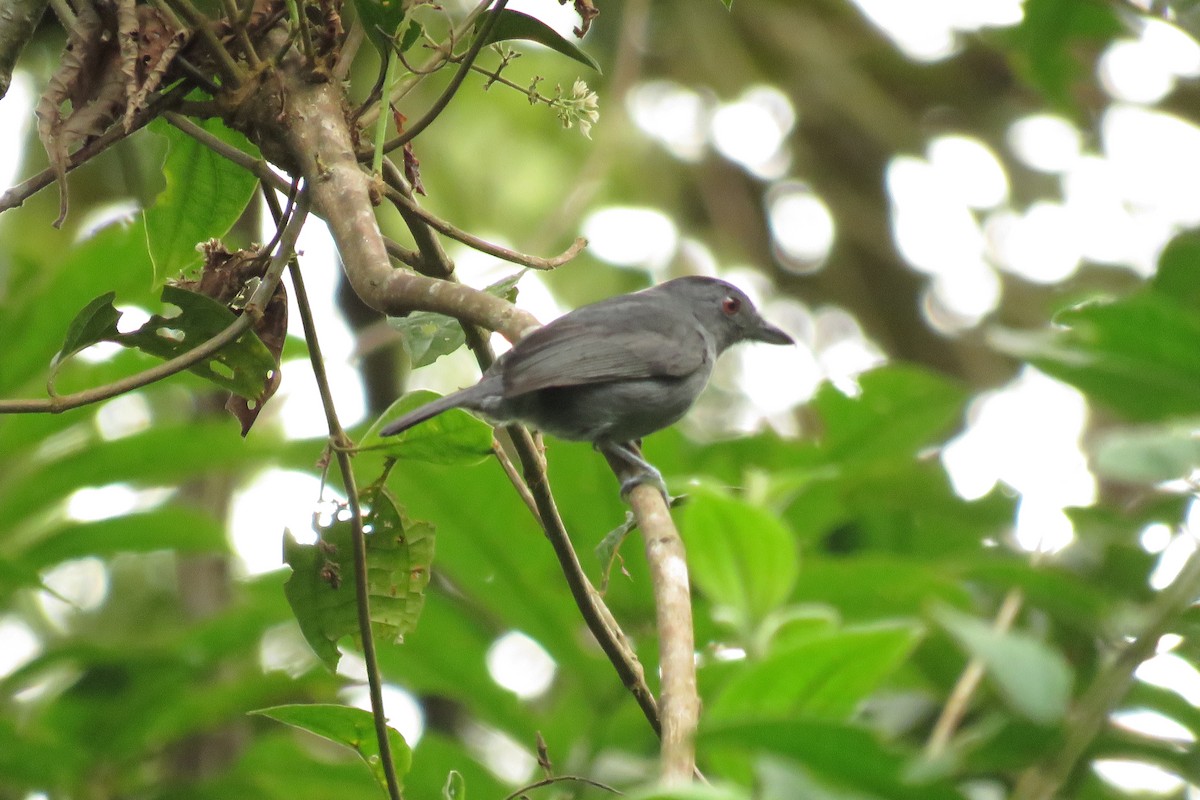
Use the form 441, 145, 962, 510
656, 276, 794, 352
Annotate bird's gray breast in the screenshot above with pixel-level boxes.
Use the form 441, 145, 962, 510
507, 355, 714, 443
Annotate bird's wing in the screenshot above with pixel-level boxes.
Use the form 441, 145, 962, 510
500, 295, 708, 397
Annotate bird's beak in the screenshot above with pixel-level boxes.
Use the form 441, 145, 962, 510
750, 318, 794, 346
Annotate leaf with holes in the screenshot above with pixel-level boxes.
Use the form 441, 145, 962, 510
283, 486, 435, 671
250, 704, 412, 793
48, 292, 122, 389
110, 284, 276, 400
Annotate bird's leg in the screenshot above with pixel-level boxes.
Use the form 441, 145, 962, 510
599, 440, 670, 503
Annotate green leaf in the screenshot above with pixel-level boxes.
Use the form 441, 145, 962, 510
353, 0, 408, 54
112, 284, 277, 400
250, 703, 412, 794
708, 622, 923, 722
679, 487, 798, 634
389, 271, 524, 369
51, 292, 121, 371
1091, 422, 1200, 484
701, 719, 967, 800
1153, 230, 1200, 305
812, 365, 967, 461
998, 0, 1121, 113
933, 605, 1073, 724
476, 9, 601, 73
990, 292, 1200, 421
20, 508, 228, 572
283, 487, 435, 670
363, 390, 494, 465
145, 119, 259, 285
791, 557, 974, 621
442, 769, 466, 800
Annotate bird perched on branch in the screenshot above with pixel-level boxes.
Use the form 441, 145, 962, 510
380, 275, 793, 494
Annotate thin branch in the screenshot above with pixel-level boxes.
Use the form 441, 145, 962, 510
0, 184, 307, 415
333, 18, 363, 81
283, 0, 316, 64
219, 0, 262, 68
164, 111, 287, 188
491, 438, 541, 523
284, 208, 405, 800
369, 0, 510, 156
160, 0, 245, 85
357, 0, 491, 129
382, 237, 422, 268
925, 586, 1025, 757
501, 774, 622, 800
507, 424, 663, 734
0, 82, 191, 214
383, 183, 587, 270
1012, 547, 1200, 800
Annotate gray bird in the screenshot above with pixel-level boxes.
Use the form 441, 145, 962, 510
380, 275, 794, 492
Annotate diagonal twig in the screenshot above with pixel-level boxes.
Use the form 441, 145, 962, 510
278, 193, 405, 800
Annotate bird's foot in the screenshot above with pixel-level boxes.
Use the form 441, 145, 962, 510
619, 467, 671, 505
601, 441, 672, 504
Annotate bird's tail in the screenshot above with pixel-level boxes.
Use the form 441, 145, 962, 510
378, 390, 474, 437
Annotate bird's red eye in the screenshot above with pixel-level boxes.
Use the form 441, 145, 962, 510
721, 296, 741, 315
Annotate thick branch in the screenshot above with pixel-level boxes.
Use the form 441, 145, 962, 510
260, 54, 537, 341
604, 452, 698, 783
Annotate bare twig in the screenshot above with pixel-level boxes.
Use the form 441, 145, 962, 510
501, 774, 622, 800
333, 18, 363, 81
508, 425, 663, 733
0, 82, 191, 214
491, 438, 541, 523
284, 206, 405, 800
925, 586, 1026, 757
219, 0, 262, 67
160, 0, 245, 84
369, 0, 510, 156
382, 184, 586, 270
